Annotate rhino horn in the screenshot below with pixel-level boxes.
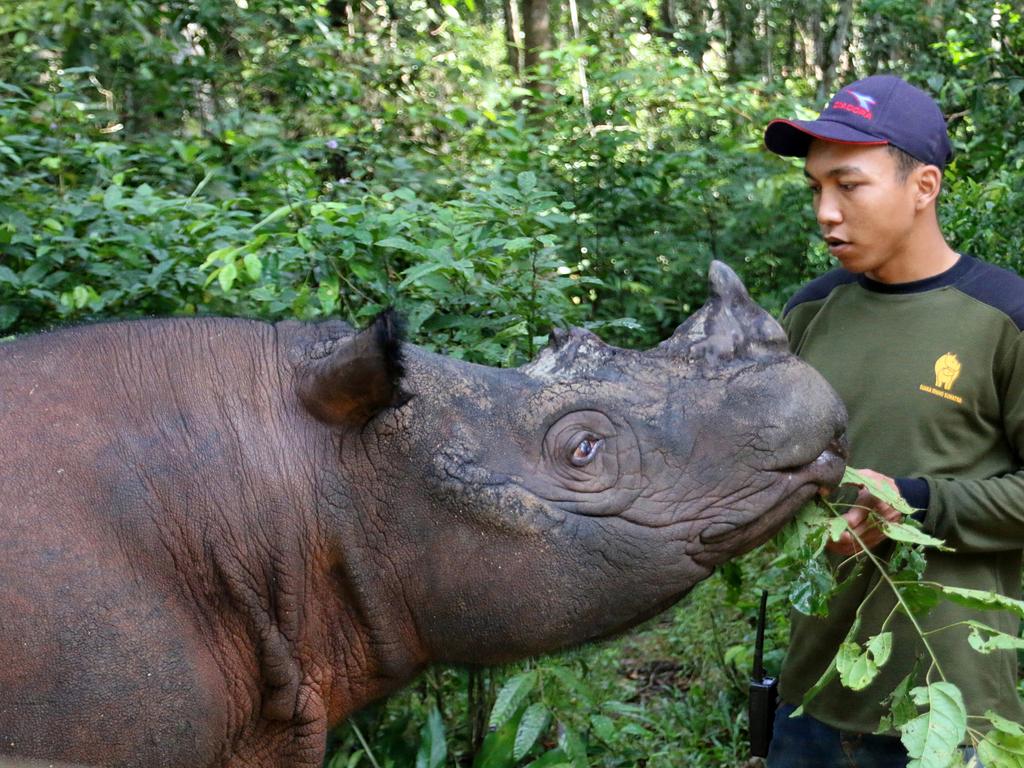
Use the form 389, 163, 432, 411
297, 309, 408, 425
657, 260, 788, 362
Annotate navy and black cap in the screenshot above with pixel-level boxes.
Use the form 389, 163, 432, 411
764, 74, 953, 169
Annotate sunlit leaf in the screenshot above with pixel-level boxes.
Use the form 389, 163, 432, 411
880, 520, 950, 550
218, 263, 238, 293
899, 682, 966, 768
843, 467, 916, 517
938, 586, 1024, 618
513, 703, 551, 760
965, 621, 1024, 654
556, 723, 587, 768
517, 171, 537, 194
398, 262, 446, 290
376, 236, 422, 254
489, 670, 538, 730
251, 204, 293, 231
415, 705, 447, 768
503, 237, 534, 253
836, 632, 890, 691
242, 253, 262, 281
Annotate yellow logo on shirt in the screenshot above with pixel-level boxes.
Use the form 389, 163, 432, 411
919, 353, 963, 404
933, 353, 961, 390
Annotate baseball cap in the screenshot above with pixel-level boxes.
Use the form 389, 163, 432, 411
764, 74, 953, 169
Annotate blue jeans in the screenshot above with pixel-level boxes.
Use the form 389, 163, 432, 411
766, 704, 982, 767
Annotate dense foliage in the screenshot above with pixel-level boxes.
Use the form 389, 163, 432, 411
2, 0, 1023, 765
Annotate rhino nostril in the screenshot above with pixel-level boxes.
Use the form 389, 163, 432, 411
829, 434, 850, 461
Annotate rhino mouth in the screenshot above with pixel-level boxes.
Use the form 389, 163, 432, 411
698, 440, 847, 550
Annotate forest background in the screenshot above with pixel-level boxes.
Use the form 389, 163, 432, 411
2, 0, 1023, 765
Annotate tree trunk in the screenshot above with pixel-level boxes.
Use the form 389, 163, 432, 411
760, 0, 772, 81
660, 0, 676, 30
504, 0, 522, 76
522, 0, 551, 91
784, 7, 797, 75
811, 2, 826, 99
568, 0, 591, 123
819, 0, 854, 98
721, 0, 758, 80
679, 0, 709, 67
327, 0, 356, 36
647, 0, 685, 57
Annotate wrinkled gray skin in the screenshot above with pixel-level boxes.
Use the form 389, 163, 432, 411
0, 262, 845, 767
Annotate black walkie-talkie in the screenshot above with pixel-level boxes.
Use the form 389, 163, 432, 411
749, 590, 778, 758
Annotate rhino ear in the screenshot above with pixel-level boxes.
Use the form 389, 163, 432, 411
297, 309, 407, 426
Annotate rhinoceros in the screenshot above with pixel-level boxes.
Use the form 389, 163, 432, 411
0, 261, 845, 767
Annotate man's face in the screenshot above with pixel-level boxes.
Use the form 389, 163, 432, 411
803, 140, 919, 277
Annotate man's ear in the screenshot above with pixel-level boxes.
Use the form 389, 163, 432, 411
297, 309, 408, 426
914, 165, 944, 211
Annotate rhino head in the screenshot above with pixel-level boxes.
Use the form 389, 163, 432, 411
297, 261, 846, 672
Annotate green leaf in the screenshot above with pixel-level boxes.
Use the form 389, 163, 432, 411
513, 703, 551, 760
475, 714, 519, 768
0, 305, 19, 331
938, 586, 1024, 618
503, 237, 534, 253
517, 171, 537, 194
0, 266, 20, 287
252, 204, 293, 231
523, 751, 571, 768
103, 184, 123, 210
582, 317, 643, 333
899, 682, 966, 768
978, 725, 1024, 768
965, 621, 1024, 654
878, 671, 920, 733
843, 467, 916, 517
896, 583, 943, 615
415, 705, 447, 768
398, 261, 446, 290
318, 275, 340, 315
556, 723, 587, 768
774, 498, 831, 561
547, 665, 595, 706
488, 670, 538, 730
796, 615, 863, 714
589, 713, 617, 743
376, 236, 421, 253
986, 711, 1024, 738
835, 633, 891, 691
72, 285, 92, 309
789, 557, 836, 616
867, 632, 893, 667
201, 245, 243, 270
218, 262, 238, 293
243, 253, 262, 281
880, 520, 950, 550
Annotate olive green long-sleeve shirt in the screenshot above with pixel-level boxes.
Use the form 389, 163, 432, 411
778, 254, 1024, 733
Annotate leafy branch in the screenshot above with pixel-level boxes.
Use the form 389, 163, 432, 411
772, 468, 1024, 768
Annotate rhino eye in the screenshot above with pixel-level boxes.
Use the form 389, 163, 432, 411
570, 435, 603, 466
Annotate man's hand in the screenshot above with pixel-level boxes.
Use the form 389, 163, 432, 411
825, 468, 905, 556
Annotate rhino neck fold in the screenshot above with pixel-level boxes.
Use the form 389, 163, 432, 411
304, 425, 433, 723
78, 318, 411, 732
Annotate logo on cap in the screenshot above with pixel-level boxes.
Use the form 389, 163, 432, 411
848, 90, 877, 111
832, 89, 877, 120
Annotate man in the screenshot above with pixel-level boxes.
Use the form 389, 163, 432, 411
762, 74, 1024, 766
